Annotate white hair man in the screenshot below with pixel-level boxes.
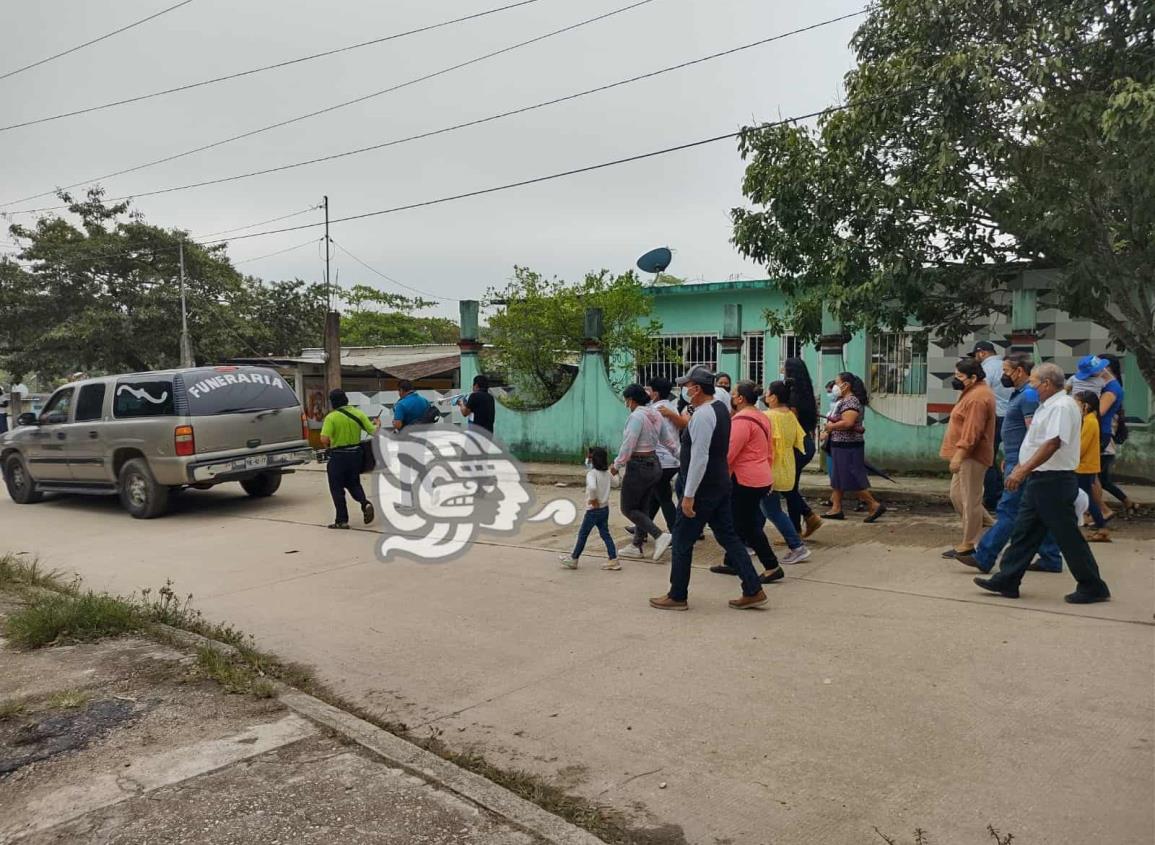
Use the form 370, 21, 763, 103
974, 363, 1110, 604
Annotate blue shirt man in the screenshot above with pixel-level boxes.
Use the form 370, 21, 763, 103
391, 380, 432, 431
968, 355, 1062, 573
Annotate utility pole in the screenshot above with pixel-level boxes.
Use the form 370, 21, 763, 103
322, 195, 342, 397
178, 240, 195, 368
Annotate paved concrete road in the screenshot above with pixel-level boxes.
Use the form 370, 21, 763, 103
3, 474, 1152, 844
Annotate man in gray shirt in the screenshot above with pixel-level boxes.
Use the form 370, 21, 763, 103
650, 366, 767, 611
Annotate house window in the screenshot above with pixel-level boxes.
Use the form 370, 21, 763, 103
743, 333, 765, 386
780, 334, 804, 363
637, 335, 717, 384
869, 332, 928, 395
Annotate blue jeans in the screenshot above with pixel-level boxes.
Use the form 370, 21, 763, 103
571, 506, 617, 560
761, 492, 802, 550
974, 462, 1062, 572
785, 433, 816, 531
669, 488, 761, 602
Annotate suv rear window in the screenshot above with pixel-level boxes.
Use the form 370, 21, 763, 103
114, 381, 175, 418
181, 368, 299, 416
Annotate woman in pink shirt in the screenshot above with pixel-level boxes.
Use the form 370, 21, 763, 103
711, 380, 783, 583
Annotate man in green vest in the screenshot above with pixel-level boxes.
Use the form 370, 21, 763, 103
320, 389, 380, 529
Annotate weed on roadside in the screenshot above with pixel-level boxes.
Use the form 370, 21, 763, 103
194, 646, 276, 699
0, 553, 76, 595
3, 591, 144, 648
44, 689, 92, 710
136, 581, 250, 649
0, 697, 26, 721
874, 825, 1015, 844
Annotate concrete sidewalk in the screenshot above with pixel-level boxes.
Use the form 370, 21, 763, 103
3, 475, 1152, 844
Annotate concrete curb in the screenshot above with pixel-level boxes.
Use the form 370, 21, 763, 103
278, 690, 608, 845
151, 623, 607, 844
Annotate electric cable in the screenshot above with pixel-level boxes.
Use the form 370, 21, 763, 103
3, 9, 866, 214
332, 240, 460, 302
0, 0, 660, 209
0, 0, 195, 83
0, 0, 545, 132
233, 237, 324, 265
196, 204, 323, 239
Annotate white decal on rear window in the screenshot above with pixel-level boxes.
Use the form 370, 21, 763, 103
116, 385, 169, 404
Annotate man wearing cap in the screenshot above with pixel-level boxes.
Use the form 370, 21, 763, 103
650, 366, 767, 611
970, 341, 1013, 511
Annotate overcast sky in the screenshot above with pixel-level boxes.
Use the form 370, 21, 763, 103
1, 0, 863, 320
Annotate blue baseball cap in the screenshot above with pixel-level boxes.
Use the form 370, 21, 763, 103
1075, 355, 1108, 381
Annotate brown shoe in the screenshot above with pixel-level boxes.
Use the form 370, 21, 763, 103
649, 595, 688, 611
1087, 530, 1112, 543
802, 513, 823, 539
728, 590, 768, 610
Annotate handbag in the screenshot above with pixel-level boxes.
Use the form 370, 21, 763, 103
336, 408, 377, 473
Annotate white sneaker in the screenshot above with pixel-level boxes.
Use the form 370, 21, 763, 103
558, 555, 578, 569
653, 532, 673, 560
621, 544, 645, 558
601, 559, 622, 571
781, 545, 811, 565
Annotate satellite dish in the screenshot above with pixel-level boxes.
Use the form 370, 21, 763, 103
636, 247, 672, 275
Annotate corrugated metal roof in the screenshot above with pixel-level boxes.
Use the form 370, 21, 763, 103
226, 345, 460, 378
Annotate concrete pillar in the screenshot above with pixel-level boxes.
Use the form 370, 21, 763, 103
457, 300, 481, 392
719, 303, 742, 380
1010, 288, 1039, 353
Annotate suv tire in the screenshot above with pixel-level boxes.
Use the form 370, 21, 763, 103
240, 471, 282, 498
118, 458, 169, 519
4, 453, 44, 504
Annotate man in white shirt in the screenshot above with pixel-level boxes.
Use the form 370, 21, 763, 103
969, 341, 1013, 510
974, 363, 1110, 604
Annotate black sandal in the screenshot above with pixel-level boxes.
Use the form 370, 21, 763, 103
864, 503, 887, 523
821, 511, 845, 520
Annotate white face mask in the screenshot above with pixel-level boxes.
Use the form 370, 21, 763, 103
681, 386, 693, 403
829, 386, 843, 402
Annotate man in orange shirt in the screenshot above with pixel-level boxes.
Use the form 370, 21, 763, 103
940, 358, 997, 556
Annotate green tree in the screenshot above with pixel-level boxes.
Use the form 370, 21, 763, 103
731, 0, 1155, 392
486, 266, 660, 407
0, 190, 327, 380
337, 284, 457, 346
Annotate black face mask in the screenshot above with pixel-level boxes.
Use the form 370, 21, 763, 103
951, 377, 967, 391
1000, 374, 1015, 389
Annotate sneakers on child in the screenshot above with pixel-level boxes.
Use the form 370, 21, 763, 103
781, 545, 811, 565
652, 533, 673, 560
601, 559, 622, 571
558, 555, 578, 570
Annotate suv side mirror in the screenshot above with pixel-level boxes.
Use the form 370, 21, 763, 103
16, 412, 38, 426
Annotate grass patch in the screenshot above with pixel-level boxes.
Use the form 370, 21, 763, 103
43, 689, 92, 710
0, 697, 26, 721
194, 646, 276, 699
3, 591, 144, 648
0, 553, 76, 594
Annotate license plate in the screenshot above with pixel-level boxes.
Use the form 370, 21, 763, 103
245, 455, 268, 470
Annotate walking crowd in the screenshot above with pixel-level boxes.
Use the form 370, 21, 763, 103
560, 356, 893, 611
559, 347, 1136, 611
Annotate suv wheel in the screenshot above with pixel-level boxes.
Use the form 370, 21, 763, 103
240, 471, 282, 498
4, 453, 44, 504
118, 458, 169, 519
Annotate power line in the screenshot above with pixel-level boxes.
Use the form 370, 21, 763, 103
0, 0, 545, 133
197, 106, 851, 247
0, 1, 195, 83
3, 9, 867, 214
332, 241, 460, 302
233, 237, 324, 265
0, 0, 660, 210
196, 204, 322, 239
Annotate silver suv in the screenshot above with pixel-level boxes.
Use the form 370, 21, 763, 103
0, 366, 312, 518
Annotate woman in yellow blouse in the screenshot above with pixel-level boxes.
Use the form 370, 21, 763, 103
1074, 391, 1109, 542
763, 380, 812, 564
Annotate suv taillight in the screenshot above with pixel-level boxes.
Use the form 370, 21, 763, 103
174, 425, 196, 457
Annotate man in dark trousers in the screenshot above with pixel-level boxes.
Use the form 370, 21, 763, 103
650, 366, 767, 611
973, 363, 1110, 604
458, 374, 496, 434
320, 389, 379, 529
